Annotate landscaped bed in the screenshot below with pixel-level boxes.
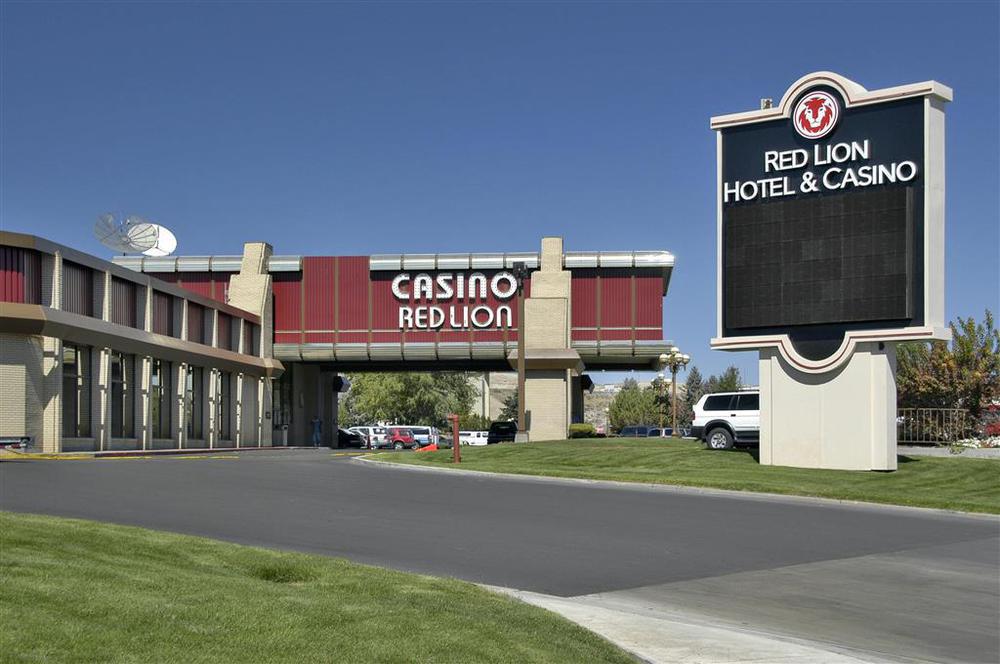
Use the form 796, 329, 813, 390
0, 512, 633, 664
375, 438, 1000, 514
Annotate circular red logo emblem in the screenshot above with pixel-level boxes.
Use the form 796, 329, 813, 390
793, 91, 839, 139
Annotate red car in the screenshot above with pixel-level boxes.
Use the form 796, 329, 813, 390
378, 427, 418, 450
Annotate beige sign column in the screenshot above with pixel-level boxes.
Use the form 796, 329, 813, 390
228, 242, 275, 446
759, 342, 898, 471
516, 237, 583, 442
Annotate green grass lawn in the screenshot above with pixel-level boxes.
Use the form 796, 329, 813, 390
0, 512, 632, 664
376, 439, 1000, 514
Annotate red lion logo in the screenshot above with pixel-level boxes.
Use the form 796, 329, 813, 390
793, 92, 839, 139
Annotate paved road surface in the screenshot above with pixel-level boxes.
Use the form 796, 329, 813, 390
2, 450, 997, 663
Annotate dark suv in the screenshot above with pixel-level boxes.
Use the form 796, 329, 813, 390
487, 421, 517, 444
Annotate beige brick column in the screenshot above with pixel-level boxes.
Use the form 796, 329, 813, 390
228, 242, 274, 446
173, 361, 185, 448
138, 356, 152, 450
41, 337, 62, 453
234, 372, 244, 448
0, 334, 48, 450
139, 282, 154, 450
516, 237, 581, 442
207, 368, 219, 449
94, 347, 111, 451
38, 251, 64, 452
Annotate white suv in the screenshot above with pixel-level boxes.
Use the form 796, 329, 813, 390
691, 391, 760, 450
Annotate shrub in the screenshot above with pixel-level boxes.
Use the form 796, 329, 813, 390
568, 423, 596, 439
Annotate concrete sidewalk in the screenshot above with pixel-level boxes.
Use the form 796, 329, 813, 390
493, 587, 879, 664
491, 533, 999, 664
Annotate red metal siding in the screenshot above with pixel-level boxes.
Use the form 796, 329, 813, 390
0, 247, 41, 304
152, 291, 174, 336
599, 269, 631, 330
62, 260, 94, 317
337, 257, 370, 334
303, 257, 336, 335
635, 273, 663, 328
371, 274, 398, 334
272, 273, 302, 334
175, 272, 213, 300
110, 277, 138, 328
571, 270, 598, 328
168, 258, 665, 350
164, 272, 229, 303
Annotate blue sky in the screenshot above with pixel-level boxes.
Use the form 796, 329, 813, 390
2, 1, 997, 383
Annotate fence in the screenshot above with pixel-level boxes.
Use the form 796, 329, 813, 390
897, 408, 971, 444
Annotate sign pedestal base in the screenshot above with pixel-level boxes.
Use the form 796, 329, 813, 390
758, 342, 897, 471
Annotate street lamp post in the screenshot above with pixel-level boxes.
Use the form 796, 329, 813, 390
512, 262, 530, 441
656, 372, 666, 430
660, 347, 690, 438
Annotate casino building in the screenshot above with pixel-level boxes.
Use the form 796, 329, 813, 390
1, 232, 674, 452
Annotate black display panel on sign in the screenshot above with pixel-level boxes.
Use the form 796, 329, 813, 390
720, 89, 926, 357
725, 187, 912, 329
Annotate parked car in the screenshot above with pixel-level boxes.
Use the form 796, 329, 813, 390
374, 427, 418, 450
619, 425, 652, 438
487, 421, 517, 444
691, 391, 760, 450
647, 428, 673, 437
403, 426, 440, 447
460, 430, 489, 446
337, 428, 367, 449
350, 426, 387, 449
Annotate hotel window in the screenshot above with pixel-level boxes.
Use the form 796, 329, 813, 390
151, 359, 173, 439
186, 366, 204, 440
218, 371, 232, 441
246, 322, 260, 356
152, 291, 174, 337
61, 261, 94, 317
273, 364, 293, 429
217, 313, 233, 350
110, 351, 135, 438
110, 277, 138, 328
61, 343, 92, 437
187, 303, 205, 344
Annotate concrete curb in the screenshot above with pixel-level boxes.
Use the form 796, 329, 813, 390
354, 455, 1000, 521
899, 445, 1000, 459
1, 446, 327, 461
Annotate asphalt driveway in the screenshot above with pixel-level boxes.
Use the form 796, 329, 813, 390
2, 449, 997, 662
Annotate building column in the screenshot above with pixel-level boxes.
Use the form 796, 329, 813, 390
227, 241, 275, 447
759, 342, 898, 471
174, 362, 186, 449
94, 347, 111, 451
234, 372, 244, 448
514, 236, 580, 442
39, 336, 62, 453
207, 368, 218, 449
138, 356, 151, 451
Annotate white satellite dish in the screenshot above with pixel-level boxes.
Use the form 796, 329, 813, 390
141, 224, 177, 257
93, 213, 177, 256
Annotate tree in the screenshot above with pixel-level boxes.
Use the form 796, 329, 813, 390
458, 413, 492, 431
608, 378, 659, 432
897, 309, 1000, 420
498, 393, 518, 422
679, 366, 706, 427
706, 365, 742, 394
341, 372, 476, 428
